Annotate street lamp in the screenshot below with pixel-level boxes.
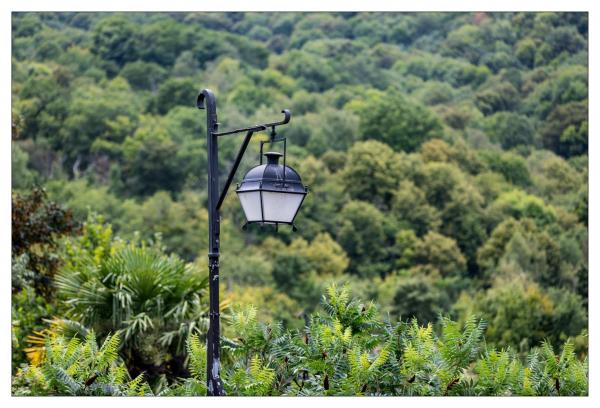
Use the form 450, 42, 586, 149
197, 89, 307, 396
237, 151, 307, 229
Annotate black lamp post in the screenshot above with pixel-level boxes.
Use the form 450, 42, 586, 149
197, 89, 307, 396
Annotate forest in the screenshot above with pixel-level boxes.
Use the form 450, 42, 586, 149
11, 12, 588, 396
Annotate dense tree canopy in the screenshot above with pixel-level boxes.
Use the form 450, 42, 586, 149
11, 11, 588, 395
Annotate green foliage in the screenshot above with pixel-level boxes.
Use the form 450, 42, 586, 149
475, 217, 584, 290
12, 143, 36, 189
119, 122, 186, 196
480, 150, 531, 187
524, 65, 587, 119
488, 190, 557, 227
60, 77, 141, 166
474, 81, 520, 115
183, 285, 585, 396
11, 11, 588, 396
341, 140, 400, 207
150, 77, 198, 115
13, 284, 588, 396
356, 90, 443, 152
482, 112, 535, 149
54, 217, 214, 382
12, 188, 79, 297
13, 331, 153, 396
392, 181, 441, 236
120, 61, 167, 91
454, 276, 587, 352
92, 15, 139, 71
11, 284, 56, 372
391, 276, 450, 323
272, 251, 320, 306
397, 51, 490, 88
336, 200, 395, 278
541, 100, 588, 158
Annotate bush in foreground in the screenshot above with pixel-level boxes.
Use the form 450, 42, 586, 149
13, 285, 588, 396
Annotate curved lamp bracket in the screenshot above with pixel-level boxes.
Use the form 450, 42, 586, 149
197, 88, 292, 137
196, 88, 293, 211
272, 109, 291, 127
197, 89, 216, 110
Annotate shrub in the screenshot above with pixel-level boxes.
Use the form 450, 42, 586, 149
12, 332, 152, 396
15, 285, 588, 396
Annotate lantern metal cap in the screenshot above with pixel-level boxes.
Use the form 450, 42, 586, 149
236, 151, 306, 193
264, 151, 283, 164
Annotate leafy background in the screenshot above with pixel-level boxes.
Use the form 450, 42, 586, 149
11, 12, 588, 395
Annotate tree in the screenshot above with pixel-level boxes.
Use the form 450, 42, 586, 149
413, 231, 467, 278
274, 50, 340, 92
13, 62, 72, 144
542, 26, 586, 62
356, 90, 442, 152
480, 51, 520, 74
392, 229, 419, 269
541, 100, 588, 158
476, 217, 583, 290
12, 144, 36, 189
12, 188, 79, 297
419, 139, 456, 164
336, 200, 393, 278
515, 38, 537, 68
482, 112, 535, 149
417, 164, 487, 274
528, 152, 582, 197
149, 77, 198, 115
487, 190, 557, 228
136, 19, 193, 67
120, 61, 167, 91
304, 108, 360, 155
392, 276, 450, 323
127, 191, 208, 261
397, 52, 490, 88
525, 65, 587, 119
59, 77, 141, 168
340, 140, 400, 208
479, 150, 531, 187
443, 24, 484, 64
91, 15, 139, 72
271, 251, 320, 306
226, 80, 281, 115
475, 81, 520, 115
303, 233, 350, 276
419, 162, 464, 209
454, 276, 586, 351
119, 119, 185, 196
391, 180, 441, 236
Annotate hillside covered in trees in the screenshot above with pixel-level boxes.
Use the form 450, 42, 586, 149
11, 12, 588, 395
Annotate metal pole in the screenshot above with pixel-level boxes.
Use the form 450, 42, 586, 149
197, 89, 224, 396
197, 90, 291, 396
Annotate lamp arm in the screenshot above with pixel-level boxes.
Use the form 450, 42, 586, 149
199, 90, 290, 138
197, 88, 293, 211
212, 109, 291, 136
216, 130, 255, 211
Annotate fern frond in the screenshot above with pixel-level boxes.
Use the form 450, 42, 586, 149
186, 333, 206, 381
97, 332, 120, 371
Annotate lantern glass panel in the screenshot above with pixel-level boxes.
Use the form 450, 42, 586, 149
262, 191, 304, 223
237, 191, 262, 222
